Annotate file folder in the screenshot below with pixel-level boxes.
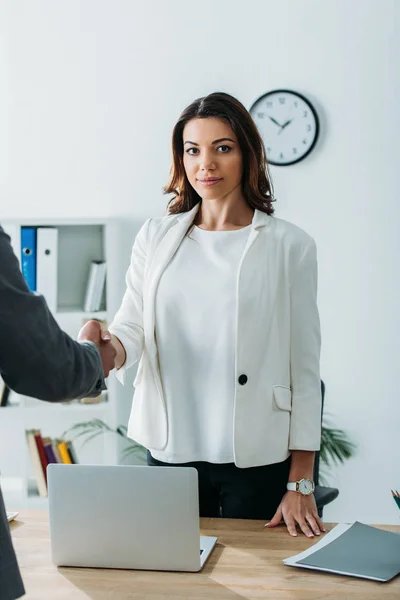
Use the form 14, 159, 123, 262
21, 227, 37, 291
284, 521, 400, 582
37, 227, 58, 313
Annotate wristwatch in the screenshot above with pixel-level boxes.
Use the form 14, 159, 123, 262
287, 478, 315, 496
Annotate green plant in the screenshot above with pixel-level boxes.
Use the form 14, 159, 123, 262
64, 417, 356, 479
320, 425, 356, 467
318, 419, 356, 484
63, 419, 146, 461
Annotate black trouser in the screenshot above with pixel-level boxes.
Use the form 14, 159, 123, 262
147, 451, 291, 520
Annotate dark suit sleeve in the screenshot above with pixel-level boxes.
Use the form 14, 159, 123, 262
0, 225, 103, 401
0, 487, 25, 599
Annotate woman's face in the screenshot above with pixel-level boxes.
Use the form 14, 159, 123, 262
182, 117, 243, 201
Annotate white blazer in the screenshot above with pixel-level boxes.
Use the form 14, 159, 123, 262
109, 204, 321, 468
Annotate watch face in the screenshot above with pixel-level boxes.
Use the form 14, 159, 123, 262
249, 89, 319, 166
298, 479, 314, 495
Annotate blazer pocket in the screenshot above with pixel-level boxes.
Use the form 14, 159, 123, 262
272, 385, 292, 412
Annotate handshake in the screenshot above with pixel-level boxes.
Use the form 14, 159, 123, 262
78, 320, 117, 378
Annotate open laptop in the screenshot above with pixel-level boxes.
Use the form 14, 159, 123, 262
47, 463, 217, 572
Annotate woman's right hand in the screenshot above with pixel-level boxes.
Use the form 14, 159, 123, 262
109, 333, 127, 370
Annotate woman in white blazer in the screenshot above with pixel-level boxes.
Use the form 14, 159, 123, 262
98, 92, 324, 537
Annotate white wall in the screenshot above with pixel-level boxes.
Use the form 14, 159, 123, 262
1, 0, 399, 523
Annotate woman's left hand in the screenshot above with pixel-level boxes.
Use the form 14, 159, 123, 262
266, 491, 326, 537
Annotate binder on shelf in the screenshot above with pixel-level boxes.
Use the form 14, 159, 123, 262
36, 227, 58, 313
83, 261, 107, 312
21, 227, 37, 291
51, 442, 62, 464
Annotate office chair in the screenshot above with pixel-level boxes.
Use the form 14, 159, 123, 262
313, 379, 339, 517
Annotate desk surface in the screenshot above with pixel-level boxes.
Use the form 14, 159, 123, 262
10, 511, 400, 599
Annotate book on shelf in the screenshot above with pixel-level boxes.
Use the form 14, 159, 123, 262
0, 377, 20, 407
0, 382, 10, 407
57, 440, 72, 464
25, 429, 78, 497
26, 430, 47, 497
34, 431, 49, 485
67, 442, 79, 464
84, 260, 107, 312
42, 437, 58, 464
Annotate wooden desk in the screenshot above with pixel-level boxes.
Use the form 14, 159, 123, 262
10, 510, 400, 599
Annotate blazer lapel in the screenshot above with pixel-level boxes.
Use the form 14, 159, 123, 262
236, 209, 278, 347
238, 208, 272, 266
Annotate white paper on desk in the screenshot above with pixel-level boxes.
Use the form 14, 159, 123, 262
283, 522, 400, 582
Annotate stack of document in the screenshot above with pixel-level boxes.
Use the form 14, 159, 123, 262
283, 521, 400, 582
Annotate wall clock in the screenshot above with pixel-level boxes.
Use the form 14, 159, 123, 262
249, 89, 319, 166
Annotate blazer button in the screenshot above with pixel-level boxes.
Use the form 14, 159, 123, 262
238, 374, 248, 385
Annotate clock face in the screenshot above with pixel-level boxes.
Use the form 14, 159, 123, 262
249, 89, 319, 166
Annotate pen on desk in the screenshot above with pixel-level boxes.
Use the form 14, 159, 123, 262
391, 490, 400, 510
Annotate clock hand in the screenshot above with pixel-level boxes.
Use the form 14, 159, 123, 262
268, 116, 282, 127
277, 119, 294, 135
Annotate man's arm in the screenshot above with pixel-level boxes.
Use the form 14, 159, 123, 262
0, 225, 106, 401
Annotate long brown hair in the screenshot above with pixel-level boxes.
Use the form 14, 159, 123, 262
163, 92, 275, 215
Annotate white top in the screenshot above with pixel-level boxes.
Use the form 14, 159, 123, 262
151, 224, 251, 463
